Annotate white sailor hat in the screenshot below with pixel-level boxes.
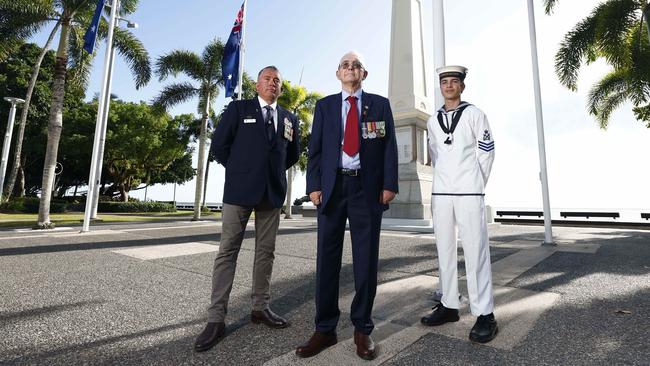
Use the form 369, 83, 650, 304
436, 65, 468, 81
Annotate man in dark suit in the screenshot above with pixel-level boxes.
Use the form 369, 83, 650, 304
194, 66, 300, 352
295, 51, 398, 360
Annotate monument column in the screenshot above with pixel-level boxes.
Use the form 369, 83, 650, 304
386, 0, 433, 219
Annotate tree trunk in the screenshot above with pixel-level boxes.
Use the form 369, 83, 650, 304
4, 21, 61, 200
17, 164, 25, 197
284, 167, 293, 219
193, 93, 210, 221
119, 185, 128, 202
202, 160, 210, 207
37, 19, 71, 228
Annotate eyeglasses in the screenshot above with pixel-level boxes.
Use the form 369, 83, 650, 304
339, 61, 364, 70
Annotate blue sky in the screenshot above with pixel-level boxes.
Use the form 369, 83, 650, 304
31, 0, 650, 212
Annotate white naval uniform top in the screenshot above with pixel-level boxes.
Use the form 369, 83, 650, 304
426, 102, 495, 195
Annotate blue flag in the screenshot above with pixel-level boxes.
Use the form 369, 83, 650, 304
222, 2, 245, 98
83, 0, 105, 54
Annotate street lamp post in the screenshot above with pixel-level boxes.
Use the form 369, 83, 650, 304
0, 97, 25, 201
82, 0, 119, 232
82, 0, 138, 232
89, 11, 138, 219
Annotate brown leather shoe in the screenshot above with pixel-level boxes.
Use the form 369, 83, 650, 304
354, 330, 376, 360
194, 322, 225, 352
295, 332, 338, 358
251, 308, 289, 329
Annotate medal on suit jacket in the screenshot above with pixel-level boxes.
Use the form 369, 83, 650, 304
283, 117, 293, 141
361, 121, 386, 139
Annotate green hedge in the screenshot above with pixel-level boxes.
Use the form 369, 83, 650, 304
97, 201, 176, 213
1, 198, 175, 213
0, 197, 66, 213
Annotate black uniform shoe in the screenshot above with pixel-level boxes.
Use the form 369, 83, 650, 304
420, 303, 460, 326
469, 313, 498, 343
194, 322, 226, 352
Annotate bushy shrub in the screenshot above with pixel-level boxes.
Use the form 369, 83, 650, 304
0, 197, 67, 213
1, 197, 175, 213
97, 201, 176, 213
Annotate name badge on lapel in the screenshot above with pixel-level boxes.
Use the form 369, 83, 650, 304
361, 121, 386, 139
283, 117, 293, 141
243, 117, 256, 124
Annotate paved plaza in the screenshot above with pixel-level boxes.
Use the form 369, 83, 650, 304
0, 217, 648, 365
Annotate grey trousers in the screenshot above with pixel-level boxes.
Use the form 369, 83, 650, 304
207, 202, 280, 322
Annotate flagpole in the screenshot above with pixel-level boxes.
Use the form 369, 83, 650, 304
526, 0, 554, 246
82, 0, 118, 233
90, 22, 117, 219
237, 0, 248, 100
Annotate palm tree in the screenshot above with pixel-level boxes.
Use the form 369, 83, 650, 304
277, 80, 321, 218
153, 39, 225, 221
545, 0, 650, 128
2, 0, 151, 227
2, 22, 60, 201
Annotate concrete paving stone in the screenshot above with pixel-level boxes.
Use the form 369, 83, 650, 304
113, 242, 219, 260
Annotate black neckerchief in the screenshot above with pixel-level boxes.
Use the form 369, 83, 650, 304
437, 102, 471, 135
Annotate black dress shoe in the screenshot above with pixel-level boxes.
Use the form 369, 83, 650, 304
251, 308, 289, 329
194, 322, 225, 352
354, 330, 376, 360
420, 303, 460, 326
469, 313, 498, 343
295, 332, 338, 358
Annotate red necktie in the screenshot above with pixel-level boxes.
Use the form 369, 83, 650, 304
343, 96, 359, 156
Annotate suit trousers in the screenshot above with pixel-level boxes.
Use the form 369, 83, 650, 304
432, 195, 494, 316
315, 173, 382, 335
207, 202, 280, 322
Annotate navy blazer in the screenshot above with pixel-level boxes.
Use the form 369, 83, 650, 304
306, 91, 398, 213
211, 98, 300, 208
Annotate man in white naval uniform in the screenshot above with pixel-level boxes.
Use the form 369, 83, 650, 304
420, 65, 498, 343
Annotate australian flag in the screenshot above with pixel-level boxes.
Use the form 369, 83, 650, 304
83, 0, 105, 54
222, 2, 245, 98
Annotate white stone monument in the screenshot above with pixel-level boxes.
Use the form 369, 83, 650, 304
385, 0, 435, 219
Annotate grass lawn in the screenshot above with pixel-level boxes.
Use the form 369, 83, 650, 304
0, 211, 220, 229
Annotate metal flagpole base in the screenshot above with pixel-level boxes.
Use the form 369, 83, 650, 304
542, 241, 557, 246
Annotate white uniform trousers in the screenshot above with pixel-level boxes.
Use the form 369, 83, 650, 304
432, 195, 494, 316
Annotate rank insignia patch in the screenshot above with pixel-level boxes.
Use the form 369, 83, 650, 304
483, 129, 491, 141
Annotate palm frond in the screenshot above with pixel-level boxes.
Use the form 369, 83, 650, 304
155, 50, 204, 82
0, 0, 57, 40
112, 27, 151, 89
586, 68, 638, 128
202, 38, 225, 85
152, 82, 199, 110
197, 84, 219, 116
119, 0, 139, 15
628, 19, 650, 87
66, 20, 93, 90
591, 89, 627, 129
586, 69, 630, 116
593, 0, 639, 68
555, 12, 599, 90
543, 0, 559, 15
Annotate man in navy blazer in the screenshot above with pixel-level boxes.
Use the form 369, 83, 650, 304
194, 66, 300, 352
296, 51, 398, 360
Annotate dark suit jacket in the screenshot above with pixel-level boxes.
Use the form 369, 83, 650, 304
211, 98, 300, 208
306, 91, 398, 213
